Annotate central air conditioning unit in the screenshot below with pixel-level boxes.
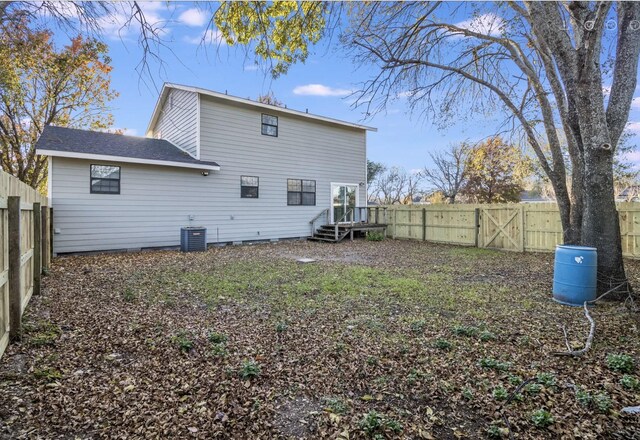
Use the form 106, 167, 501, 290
180, 227, 207, 252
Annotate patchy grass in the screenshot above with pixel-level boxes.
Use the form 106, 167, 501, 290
1, 239, 639, 439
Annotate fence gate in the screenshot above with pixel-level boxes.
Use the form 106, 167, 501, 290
479, 206, 524, 251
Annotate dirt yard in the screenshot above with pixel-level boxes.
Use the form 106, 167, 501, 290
1, 240, 639, 439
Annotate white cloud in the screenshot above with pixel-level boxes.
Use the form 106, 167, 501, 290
631, 96, 640, 109
397, 90, 417, 99
178, 8, 208, 27
96, 2, 171, 40
292, 84, 352, 97
603, 85, 612, 97
121, 128, 138, 136
184, 28, 226, 45
626, 121, 640, 134
97, 127, 138, 136
454, 13, 505, 37
244, 64, 259, 72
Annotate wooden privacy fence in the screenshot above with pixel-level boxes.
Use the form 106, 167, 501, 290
0, 170, 51, 360
368, 203, 640, 259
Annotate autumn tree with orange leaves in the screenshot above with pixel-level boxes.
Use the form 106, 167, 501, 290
0, 15, 117, 190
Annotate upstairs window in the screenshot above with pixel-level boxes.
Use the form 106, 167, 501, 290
287, 179, 316, 206
90, 165, 120, 194
241, 176, 259, 198
261, 114, 278, 137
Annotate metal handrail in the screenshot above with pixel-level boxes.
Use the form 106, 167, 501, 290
309, 208, 330, 236
334, 208, 354, 241
309, 208, 330, 224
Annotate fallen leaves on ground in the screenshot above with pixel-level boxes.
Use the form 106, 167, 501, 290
1, 240, 639, 439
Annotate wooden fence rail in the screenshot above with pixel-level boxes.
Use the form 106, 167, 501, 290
0, 171, 50, 360
368, 203, 640, 259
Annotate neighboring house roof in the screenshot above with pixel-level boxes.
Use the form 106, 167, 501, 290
519, 190, 553, 203
146, 82, 378, 137
35, 126, 220, 171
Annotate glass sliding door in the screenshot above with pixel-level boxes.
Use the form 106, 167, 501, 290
331, 184, 358, 223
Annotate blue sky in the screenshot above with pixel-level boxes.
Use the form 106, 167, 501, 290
48, 1, 640, 171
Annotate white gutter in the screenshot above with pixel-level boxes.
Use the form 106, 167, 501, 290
36, 149, 221, 171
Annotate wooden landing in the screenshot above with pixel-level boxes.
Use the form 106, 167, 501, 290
309, 223, 388, 243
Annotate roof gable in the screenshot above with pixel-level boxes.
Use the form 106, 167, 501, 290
146, 83, 377, 136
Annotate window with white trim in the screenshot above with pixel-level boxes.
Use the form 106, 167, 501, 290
90, 165, 120, 194
241, 176, 259, 198
261, 114, 278, 137
287, 179, 315, 206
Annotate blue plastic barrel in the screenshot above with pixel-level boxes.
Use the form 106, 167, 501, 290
552, 245, 597, 306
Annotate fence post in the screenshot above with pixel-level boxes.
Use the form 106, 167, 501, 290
474, 207, 480, 248
422, 207, 427, 241
375, 207, 379, 224
33, 203, 41, 296
41, 208, 50, 271
393, 209, 397, 239
49, 207, 54, 258
8, 196, 21, 341
520, 204, 526, 252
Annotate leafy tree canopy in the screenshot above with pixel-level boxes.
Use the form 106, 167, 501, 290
0, 14, 117, 189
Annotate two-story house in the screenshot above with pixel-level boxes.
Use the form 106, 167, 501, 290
35, 83, 376, 254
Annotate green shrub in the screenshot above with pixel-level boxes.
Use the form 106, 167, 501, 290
606, 353, 635, 374
122, 288, 136, 302
621, 375, 640, 391
172, 331, 194, 352
478, 358, 511, 371
359, 411, 384, 435
366, 231, 385, 241
508, 375, 523, 386
462, 387, 474, 400
576, 388, 592, 407
434, 338, 452, 350
536, 372, 556, 387
33, 367, 62, 382
493, 386, 509, 401
410, 319, 427, 334
323, 397, 347, 415
359, 411, 402, 437
525, 383, 543, 395
209, 343, 228, 357
480, 330, 497, 341
207, 331, 227, 344
239, 360, 261, 379
275, 322, 288, 333
531, 409, 554, 428
486, 423, 508, 438
593, 392, 612, 413
29, 324, 61, 347
452, 325, 479, 337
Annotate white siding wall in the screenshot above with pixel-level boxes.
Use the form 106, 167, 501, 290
152, 89, 199, 158
198, 95, 367, 237
50, 95, 368, 253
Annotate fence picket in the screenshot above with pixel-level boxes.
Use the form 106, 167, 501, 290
368, 203, 640, 259
0, 170, 49, 358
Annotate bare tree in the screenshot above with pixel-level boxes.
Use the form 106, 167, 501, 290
339, 2, 640, 291
423, 143, 469, 203
371, 166, 423, 205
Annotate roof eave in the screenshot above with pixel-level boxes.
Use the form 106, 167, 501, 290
36, 149, 220, 171
145, 83, 171, 137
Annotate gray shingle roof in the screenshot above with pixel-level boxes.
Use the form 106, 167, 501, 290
35, 126, 219, 168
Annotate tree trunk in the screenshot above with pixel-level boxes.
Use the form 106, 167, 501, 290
581, 143, 627, 294
577, 82, 628, 294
